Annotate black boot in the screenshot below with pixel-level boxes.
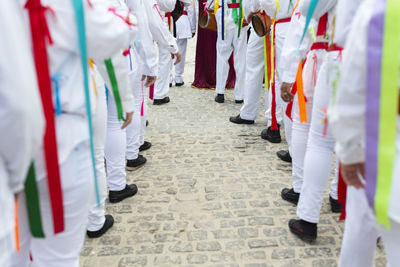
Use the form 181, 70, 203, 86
281, 188, 300, 205
277, 150, 292, 163
329, 196, 343, 213
87, 215, 114, 238
175, 82, 184, 87
261, 126, 281, 143
215, 94, 224, 103
109, 184, 138, 203
288, 219, 317, 242
139, 141, 152, 152
153, 96, 170, 105
235, 99, 244, 104
229, 114, 254, 125
126, 155, 147, 171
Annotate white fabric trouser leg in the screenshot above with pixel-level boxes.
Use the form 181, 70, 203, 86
0, 233, 12, 267
12, 141, 92, 267
296, 53, 341, 223
339, 187, 400, 267
291, 95, 313, 193
174, 38, 187, 84
126, 49, 148, 160
216, 25, 247, 100
87, 85, 107, 231
232, 27, 248, 101
239, 28, 264, 121
105, 94, 127, 191
154, 46, 173, 99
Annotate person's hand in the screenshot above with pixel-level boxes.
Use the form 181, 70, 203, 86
141, 75, 157, 87
281, 82, 294, 102
171, 51, 182, 65
121, 112, 133, 130
341, 162, 365, 189
247, 11, 258, 24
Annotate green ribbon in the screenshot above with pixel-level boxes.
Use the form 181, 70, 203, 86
24, 163, 45, 238
376, 0, 400, 229
71, 0, 101, 206
232, 0, 238, 24
237, 0, 242, 37
104, 59, 126, 121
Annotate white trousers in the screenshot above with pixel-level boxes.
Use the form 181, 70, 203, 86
105, 94, 127, 191
154, 45, 173, 99
171, 38, 187, 84
339, 187, 400, 267
216, 25, 247, 100
0, 234, 12, 267
12, 141, 92, 267
296, 52, 340, 223
291, 49, 326, 193
240, 28, 264, 120
126, 48, 148, 161
87, 85, 107, 231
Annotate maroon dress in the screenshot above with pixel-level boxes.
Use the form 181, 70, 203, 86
191, 0, 236, 89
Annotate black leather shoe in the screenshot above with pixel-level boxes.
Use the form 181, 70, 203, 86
281, 188, 300, 205
329, 196, 343, 213
215, 94, 224, 103
235, 99, 244, 104
126, 155, 147, 171
153, 96, 170, 105
229, 114, 254, 125
87, 215, 114, 238
109, 184, 138, 203
289, 219, 317, 242
169, 83, 172, 87
261, 126, 281, 143
146, 120, 149, 127
175, 82, 184, 87
277, 150, 292, 163
139, 141, 152, 152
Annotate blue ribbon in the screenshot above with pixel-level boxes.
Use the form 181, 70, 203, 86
221, 0, 225, 40
298, 0, 319, 48
51, 74, 63, 116
71, 0, 100, 206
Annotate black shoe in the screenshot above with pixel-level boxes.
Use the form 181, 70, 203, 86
87, 215, 114, 238
281, 188, 300, 205
289, 219, 317, 242
215, 94, 224, 103
229, 114, 254, 125
153, 96, 170, 105
329, 196, 343, 213
175, 82, 184, 87
139, 141, 152, 152
169, 83, 172, 87
109, 184, 138, 203
146, 120, 149, 127
261, 126, 281, 143
235, 99, 244, 104
126, 155, 147, 171
277, 150, 292, 163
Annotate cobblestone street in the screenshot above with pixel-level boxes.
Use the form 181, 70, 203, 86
80, 39, 386, 267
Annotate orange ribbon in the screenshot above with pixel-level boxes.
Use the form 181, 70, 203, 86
296, 60, 307, 123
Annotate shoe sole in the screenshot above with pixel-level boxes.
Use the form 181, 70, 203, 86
229, 118, 254, 125
126, 163, 145, 171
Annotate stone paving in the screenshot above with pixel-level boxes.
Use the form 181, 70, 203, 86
80, 39, 386, 266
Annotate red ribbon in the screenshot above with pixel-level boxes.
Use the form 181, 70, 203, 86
316, 13, 328, 37
25, 0, 64, 234
108, 7, 136, 26
338, 163, 347, 221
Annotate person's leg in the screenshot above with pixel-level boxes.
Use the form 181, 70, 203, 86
174, 38, 187, 84
232, 27, 248, 101
380, 220, 400, 267
339, 187, 379, 267
154, 46, 173, 99
30, 141, 93, 267
87, 83, 108, 232
0, 234, 12, 267
106, 94, 127, 191
216, 26, 234, 96
238, 29, 265, 120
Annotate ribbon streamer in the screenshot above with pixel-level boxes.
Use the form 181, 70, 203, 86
296, 60, 307, 123
104, 59, 126, 121
71, 0, 101, 206
299, 0, 319, 47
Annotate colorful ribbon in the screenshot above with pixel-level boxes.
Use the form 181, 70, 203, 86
25, 0, 65, 234
71, 0, 101, 206
366, 0, 400, 229
299, 0, 319, 46
104, 59, 126, 121
296, 60, 307, 123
